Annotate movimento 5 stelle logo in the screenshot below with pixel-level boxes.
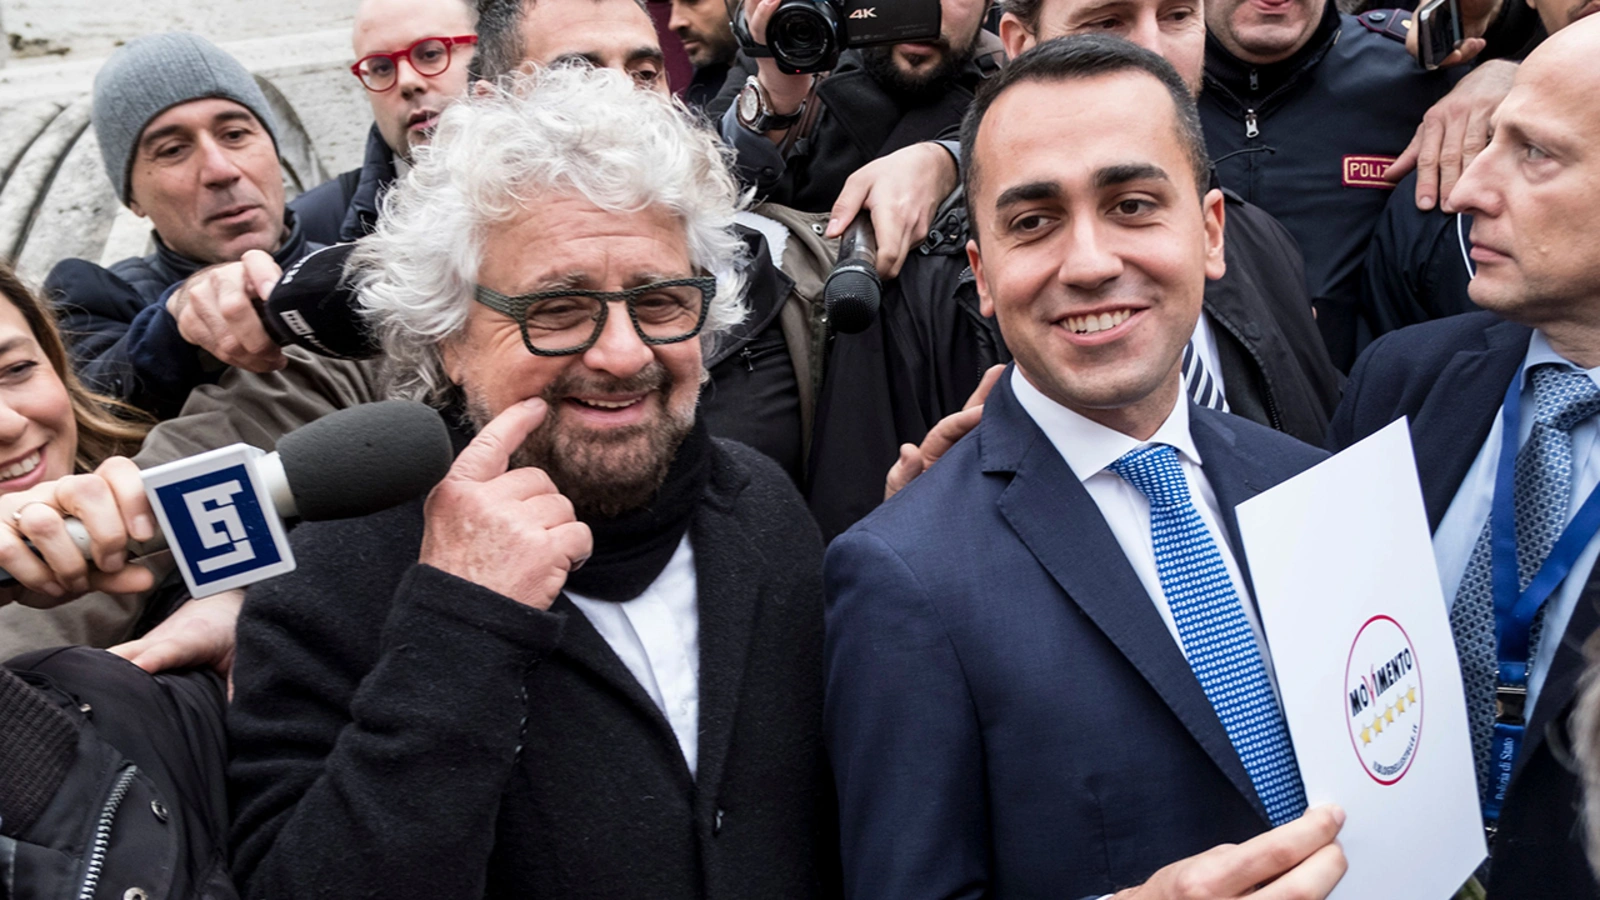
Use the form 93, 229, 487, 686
1345, 614, 1425, 785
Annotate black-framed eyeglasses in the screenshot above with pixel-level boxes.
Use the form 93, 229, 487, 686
350, 35, 478, 92
474, 277, 717, 357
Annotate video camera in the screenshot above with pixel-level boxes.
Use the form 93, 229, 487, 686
734, 0, 942, 75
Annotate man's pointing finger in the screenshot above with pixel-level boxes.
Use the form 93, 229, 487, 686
449, 398, 548, 482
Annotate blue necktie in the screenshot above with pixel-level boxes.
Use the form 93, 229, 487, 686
1451, 364, 1600, 806
1112, 443, 1307, 826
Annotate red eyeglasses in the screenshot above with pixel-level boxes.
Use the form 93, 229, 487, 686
351, 35, 478, 92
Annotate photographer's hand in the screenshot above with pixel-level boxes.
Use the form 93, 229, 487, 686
743, 0, 818, 140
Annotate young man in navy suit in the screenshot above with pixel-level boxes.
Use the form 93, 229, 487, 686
1330, 18, 1600, 899
825, 35, 1347, 900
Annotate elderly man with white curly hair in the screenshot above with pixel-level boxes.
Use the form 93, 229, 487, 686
224, 65, 838, 900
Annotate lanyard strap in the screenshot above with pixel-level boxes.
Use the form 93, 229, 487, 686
1484, 369, 1600, 820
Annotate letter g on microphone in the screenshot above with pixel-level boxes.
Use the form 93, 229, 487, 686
144, 445, 296, 597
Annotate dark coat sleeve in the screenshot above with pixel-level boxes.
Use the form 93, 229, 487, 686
705, 54, 756, 123
1360, 171, 1478, 339
45, 258, 209, 420
286, 173, 357, 248
227, 508, 569, 900
1326, 336, 1373, 452
806, 252, 1007, 541
823, 527, 989, 900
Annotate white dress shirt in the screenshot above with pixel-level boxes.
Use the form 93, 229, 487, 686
1433, 331, 1600, 719
1010, 368, 1280, 696
568, 535, 702, 776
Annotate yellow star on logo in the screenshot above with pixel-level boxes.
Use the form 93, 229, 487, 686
1385, 705, 1396, 724
1361, 725, 1373, 745
1373, 715, 1385, 735
1396, 696, 1407, 715
1408, 685, 1418, 705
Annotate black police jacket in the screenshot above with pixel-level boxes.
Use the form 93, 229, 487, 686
1359, 11, 1553, 342
45, 212, 318, 420
805, 189, 1342, 541
1200, 1, 1457, 370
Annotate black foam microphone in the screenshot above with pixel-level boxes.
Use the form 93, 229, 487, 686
824, 217, 882, 335
269, 399, 454, 520
259, 243, 382, 360
0, 400, 454, 587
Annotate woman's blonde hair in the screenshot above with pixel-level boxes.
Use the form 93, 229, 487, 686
0, 263, 152, 472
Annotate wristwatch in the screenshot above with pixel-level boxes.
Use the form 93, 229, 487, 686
736, 75, 805, 134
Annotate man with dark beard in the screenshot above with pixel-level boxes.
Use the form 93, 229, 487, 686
715, 0, 999, 213
225, 66, 838, 899
669, 0, 741, 109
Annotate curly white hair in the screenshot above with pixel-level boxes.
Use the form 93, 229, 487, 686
350, 64, 749, 404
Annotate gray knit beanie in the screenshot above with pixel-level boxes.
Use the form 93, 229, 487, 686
92, 32, 280, 204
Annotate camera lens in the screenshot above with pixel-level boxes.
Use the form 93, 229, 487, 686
769, 0, 840, 73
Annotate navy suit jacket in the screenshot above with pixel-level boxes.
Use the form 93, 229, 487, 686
1330, 310, 1600, 900
823, 371, 1328, 899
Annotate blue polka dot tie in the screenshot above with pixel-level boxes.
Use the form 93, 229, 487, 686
1112, 443, 1308, 826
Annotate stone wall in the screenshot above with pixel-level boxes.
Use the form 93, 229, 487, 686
0, 1, 369, 285
4, 0, 357, 63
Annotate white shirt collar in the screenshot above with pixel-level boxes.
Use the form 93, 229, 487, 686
1524, 330, 1600, 391
1009, 366, 1202, 483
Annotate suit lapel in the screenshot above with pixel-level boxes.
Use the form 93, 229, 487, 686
1516, 556, 1600, 781
984, 383, 1270, 823
1412, 321, 1529, 531
546, 448, 763, 806
685, 462, 761, 809
1189, 409, 1293, 611
548, 594, 694, 784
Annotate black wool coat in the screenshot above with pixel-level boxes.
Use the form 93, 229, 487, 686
227, 439, 839, 900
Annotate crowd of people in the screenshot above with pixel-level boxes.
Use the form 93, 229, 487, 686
1, 0, 1598, 896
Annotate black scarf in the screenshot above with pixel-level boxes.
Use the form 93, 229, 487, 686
564, 420, 712, 602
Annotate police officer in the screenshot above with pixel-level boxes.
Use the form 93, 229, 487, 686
1200, 0, 1459, 369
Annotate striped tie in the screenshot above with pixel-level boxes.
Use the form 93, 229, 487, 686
1183, 341, 1229, 412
